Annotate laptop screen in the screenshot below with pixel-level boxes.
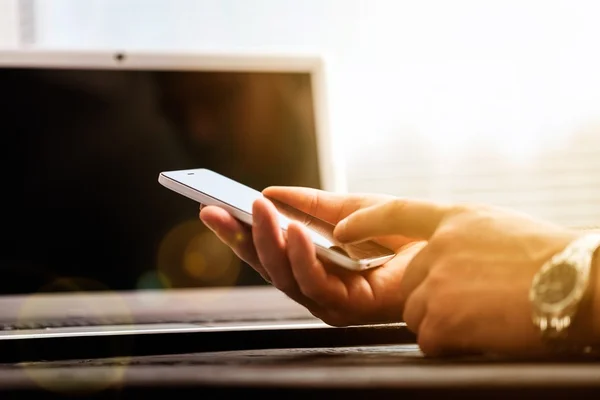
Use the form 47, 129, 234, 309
0, 60, 323, 295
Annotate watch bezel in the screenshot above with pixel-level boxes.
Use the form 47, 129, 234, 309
530, 257, 588, 315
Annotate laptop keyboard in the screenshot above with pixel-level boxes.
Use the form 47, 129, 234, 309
0, 314, 317, 331
13, 345, 425, 368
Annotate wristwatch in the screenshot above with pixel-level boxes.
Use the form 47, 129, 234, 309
529, 233, 600, 350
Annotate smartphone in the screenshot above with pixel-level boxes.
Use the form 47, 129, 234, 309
158, 168, 396, 271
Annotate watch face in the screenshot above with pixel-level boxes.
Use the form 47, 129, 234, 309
533, 262, 579, 305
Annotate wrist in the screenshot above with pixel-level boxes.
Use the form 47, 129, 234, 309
573, 246, 600, 344
570, 227, 600, 343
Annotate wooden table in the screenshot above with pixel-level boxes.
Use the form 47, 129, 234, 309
2, 344, 600, 399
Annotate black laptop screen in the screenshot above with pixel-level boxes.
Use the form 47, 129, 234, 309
0, 66, 322, 294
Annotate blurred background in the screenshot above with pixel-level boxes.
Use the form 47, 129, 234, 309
3, 0, 600, 227
2, 0, 600, 293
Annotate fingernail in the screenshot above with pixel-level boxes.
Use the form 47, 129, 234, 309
262, 273, 272, 284
203, 222, 216, 233
200, 215, 216, 231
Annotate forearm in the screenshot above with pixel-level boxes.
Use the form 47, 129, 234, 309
586, 248, 600, 344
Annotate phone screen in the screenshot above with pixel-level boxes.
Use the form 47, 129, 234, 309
161, 169, 396, 262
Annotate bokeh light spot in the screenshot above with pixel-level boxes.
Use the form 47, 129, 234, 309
157, 219, 242, 287
234, 232, 245, 243
136, 270, 171, 290
183, 250, 207, 279
18, 277, 132, 394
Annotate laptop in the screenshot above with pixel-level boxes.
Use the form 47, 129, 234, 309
0, 50, 409, 362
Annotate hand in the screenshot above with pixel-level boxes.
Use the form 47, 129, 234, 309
334, 199, 581, 356
199, 187, 425, 326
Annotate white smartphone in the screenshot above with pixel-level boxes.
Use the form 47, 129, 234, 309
158, 168, 396, 271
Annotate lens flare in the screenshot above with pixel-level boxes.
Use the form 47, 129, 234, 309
17, 277, 132, 394
136, 270, 171, 290
234, 231, 245, 243
157, 219, 242, 287
183, 249, 207, 279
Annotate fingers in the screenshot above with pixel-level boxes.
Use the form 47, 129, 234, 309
402, 283, 427, 334
201, 200, 325, 313
398, 242, 434, 336
286, 222, 348, 307
334, 198, 451, 243
251, 199, 329, 313
251, 198, 292, 289
399, 243, 435, 301
199, 205, 267, 280
263, 186, 392, 224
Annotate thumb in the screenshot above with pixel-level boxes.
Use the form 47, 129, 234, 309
333, 198, 450, 243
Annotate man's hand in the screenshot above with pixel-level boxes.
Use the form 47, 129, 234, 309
199, 187, 424, 326
334, 199, 583, 356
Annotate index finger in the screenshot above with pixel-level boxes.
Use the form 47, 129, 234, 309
263, 186, 393, 224
333, 198, 451, 243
